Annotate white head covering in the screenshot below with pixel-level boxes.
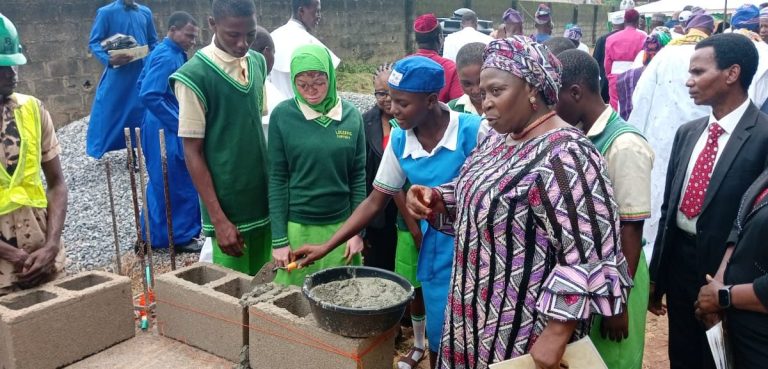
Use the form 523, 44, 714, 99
610, 11, 626, 25
679, 10, 693, 23
620, 0, 635, 10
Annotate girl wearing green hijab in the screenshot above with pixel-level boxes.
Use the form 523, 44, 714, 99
268, 45, 366, 286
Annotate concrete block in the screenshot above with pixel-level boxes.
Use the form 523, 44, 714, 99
45, 58, 81, 78
155, 263, 252, 362
52, 94, 84, 112
33, 77, 65, 95
247, 287, 396, 369
0, 271, 135, 369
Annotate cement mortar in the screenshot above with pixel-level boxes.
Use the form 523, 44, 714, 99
239, 283, 288, 307
310, 277, 408, 309
232, 345, 250, 369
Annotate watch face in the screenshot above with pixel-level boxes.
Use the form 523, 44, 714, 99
719, 288, 731, 308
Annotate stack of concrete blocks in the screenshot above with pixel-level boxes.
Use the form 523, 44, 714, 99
246, 286, 396, 369
154, 263, 253, 362
156, 263, 396, 368
0, 271, 135, 369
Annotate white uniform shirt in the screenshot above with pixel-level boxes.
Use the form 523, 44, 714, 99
441, 27, 493, 62
262, 80, 288, 140
373, 104, 489, 193
675, 98, 749, 234
269, 19, 341, 98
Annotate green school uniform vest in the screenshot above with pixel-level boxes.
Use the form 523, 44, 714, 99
170, 50, 269, 236
590, 110, 645, 155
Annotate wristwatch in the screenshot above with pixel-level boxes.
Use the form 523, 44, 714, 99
718, 285, 734, 309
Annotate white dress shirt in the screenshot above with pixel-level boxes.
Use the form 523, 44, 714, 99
675, 98, 751, 234
441, 27, 493, 62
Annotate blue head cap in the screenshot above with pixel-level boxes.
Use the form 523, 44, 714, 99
388, 56, 445, 94
732, 4, 760, 32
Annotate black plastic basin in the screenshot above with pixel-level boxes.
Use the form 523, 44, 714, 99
302, 266, 415, 338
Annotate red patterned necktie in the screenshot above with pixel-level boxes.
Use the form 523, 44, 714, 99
680, 123, 725, 219
753, 188, 768, 211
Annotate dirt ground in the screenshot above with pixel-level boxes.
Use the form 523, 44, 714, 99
121, 254, 671, 369
643, 312, 670, 369
389, 313, 670, 369
67, 331, 232, 369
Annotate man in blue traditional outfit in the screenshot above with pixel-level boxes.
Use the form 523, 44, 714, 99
86, 0, 158, 159
137, 11, 201, 251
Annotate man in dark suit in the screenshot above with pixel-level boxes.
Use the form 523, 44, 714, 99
695, 167, 768, 368
648, 33, 768, 369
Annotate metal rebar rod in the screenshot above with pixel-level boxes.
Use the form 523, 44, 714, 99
104, 161, 122, 275
159, 129, 177, 270
124, 128, 151, 323
134, 127, 156, 288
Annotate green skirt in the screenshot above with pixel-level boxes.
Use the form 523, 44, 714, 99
590, 249, 649, 369
273, 221, 362, 286
212, 226, 271, 276
395, 230, 421, 288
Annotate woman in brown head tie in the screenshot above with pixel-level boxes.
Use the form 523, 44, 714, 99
406, 36, 632, 369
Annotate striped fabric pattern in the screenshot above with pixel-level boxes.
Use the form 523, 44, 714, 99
436, 127, 632, 368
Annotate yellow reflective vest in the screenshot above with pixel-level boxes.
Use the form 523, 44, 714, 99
0, 93, 47, 215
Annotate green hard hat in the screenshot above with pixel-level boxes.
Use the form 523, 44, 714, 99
0, 13, 26, 67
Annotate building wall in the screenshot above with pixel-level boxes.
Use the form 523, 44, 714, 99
1, 0, 614, 127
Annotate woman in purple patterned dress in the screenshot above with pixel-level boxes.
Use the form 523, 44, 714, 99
406, 36, 633, 369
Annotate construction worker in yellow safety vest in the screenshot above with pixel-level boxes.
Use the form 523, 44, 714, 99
0, 14, 68, 295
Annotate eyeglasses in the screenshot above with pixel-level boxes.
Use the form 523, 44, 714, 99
374, 90, 390, 99
295, 79, 328, 92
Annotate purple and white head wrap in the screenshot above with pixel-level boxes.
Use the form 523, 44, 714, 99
482, 36, 562, 106
563, 25, 583, 42
686, 12, 715, 33
503, 8, 523, 24
534, 4, 552, 25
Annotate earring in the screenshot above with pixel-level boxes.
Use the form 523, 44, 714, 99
529, 96, 538, 111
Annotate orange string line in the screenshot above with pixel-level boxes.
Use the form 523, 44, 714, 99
153, 296, 395, 368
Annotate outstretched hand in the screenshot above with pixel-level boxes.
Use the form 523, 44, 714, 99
344, 236, 364, 264
406, 185, 445, 219
272, 246, 292, 268
292, 244, 331, 267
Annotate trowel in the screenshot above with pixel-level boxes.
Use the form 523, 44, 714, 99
250, 261, 277, 287
249, 260, 305, 288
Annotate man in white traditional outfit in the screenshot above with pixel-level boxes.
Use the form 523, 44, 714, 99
269, 0, 340, 98
627, 13, 714, 257
441, 9, 492, 62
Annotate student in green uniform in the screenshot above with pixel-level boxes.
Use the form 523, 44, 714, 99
447, 42, 485, 115
269, 44, 367, 286
555, 49, 654, 369
172, 0, 270, 275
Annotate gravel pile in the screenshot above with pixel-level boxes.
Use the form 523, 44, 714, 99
340, 91, 376, 113
60, 92, 376, 273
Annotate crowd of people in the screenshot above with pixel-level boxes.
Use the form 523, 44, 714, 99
3, 0, 768, 368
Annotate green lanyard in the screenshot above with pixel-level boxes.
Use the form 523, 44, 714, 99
389, 118, 399, 129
